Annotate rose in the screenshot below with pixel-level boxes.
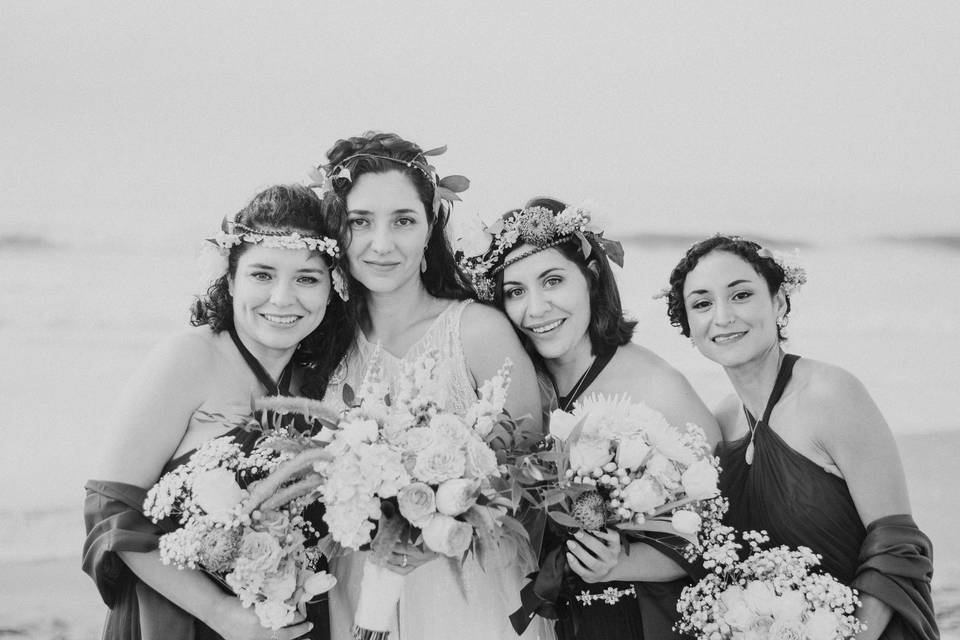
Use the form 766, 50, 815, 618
549, 409, 580, 441
804, 609, 842, 640
616, 435, 650, 469
397, 482, 437, 525
192, 468, 247, 517
454, 214, 493, 258
402, 427, 436, 452
681, 459, 719, 500
435, 478, 480, 516
254, 599, 296, 630
620, 477, 666, 514
644, 452, 682, 489
569, 436, 613, 471
671, 510, 702, 534
257, 510, 290, 538
421, 513, 473, 557
413, 442, 466, 484
429, 413, 471, 442
743, 580, 778, 616
237, 531, 284, 573
463, 437, 499, 479
301, 570, 337, 600
770, 590, 807, 621
261, 565, 297, 601
768, 619, 805, 640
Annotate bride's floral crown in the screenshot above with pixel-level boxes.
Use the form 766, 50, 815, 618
207, 219, 348, 300
457, 203, 625, 302
307, 144, 470, 216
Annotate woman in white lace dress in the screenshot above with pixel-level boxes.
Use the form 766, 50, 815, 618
316, 132, 553, 640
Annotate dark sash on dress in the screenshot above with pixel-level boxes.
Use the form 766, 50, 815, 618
852, 514, 938, 640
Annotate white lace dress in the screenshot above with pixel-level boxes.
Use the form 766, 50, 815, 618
325, 299, 554, 640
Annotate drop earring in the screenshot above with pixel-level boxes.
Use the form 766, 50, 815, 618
420, 253, 427, 274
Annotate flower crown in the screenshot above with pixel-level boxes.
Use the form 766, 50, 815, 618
307, 145, 470, 216
457, 203, 625, 302
207, 220, 348, 300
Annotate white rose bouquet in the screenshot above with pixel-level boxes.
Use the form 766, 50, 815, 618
676, 528, 864, 639
304, 349, 533, 639
507, 394, 727, 632
142, 398, 339, 630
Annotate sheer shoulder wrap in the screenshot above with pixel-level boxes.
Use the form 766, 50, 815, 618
83, 479, 200, 639
851, 514, 938, 640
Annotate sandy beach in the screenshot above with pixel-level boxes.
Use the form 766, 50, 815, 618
1, 430, 957, 640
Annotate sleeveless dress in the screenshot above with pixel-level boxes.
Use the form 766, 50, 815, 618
83, 330, 331, 640
718, 354, 938, 640
543, 347, 690, 640
325, 300, 554, 640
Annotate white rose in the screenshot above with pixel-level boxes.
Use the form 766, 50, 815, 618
236, 531, 283, 574
681, 459, 720, 500
454, 214, 494, 258
435, 478, 480, 516
254, 599, 297, 630
569, 436, 613, 472
743, 580, 778, 616
429, 413, 471, 442
301, 570, 337, 599
421, 513, 473, 557
620, 477, 666, 514
549, 409, 580, 441
397, 482, 437, 526
670, 509, 702, 534
770, 590, 806, 621
261, 565, 297, 601
616, 435, 650, 470
413, 442, 466, 484
804, 609, 842, 640
768, 618, 805, 640
192, 468, 247, 517
463, 437, 499, 479
644, 452, 682, 489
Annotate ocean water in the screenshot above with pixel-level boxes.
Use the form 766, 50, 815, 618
1, 237, 959, 562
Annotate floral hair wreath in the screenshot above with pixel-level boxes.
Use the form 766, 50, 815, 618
306, 145, 470, 217
457, 203, 625, 302
207, 219, 349, 301
651, 236, 808, 300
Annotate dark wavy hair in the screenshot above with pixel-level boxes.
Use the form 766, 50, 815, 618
664, 234, 792, 341
489, 197, 636, 362
190, 184, 352, 399
322, 132, 475, 314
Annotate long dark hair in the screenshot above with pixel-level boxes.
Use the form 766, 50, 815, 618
322, 132, 475, 326
489, 197, 636, 364
190, 184, 352, 399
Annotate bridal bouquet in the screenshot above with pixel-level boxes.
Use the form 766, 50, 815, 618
311, 350, 532, 637
676, 528, 864, 639
143, 399, 339, 630
508, 394, 726, 632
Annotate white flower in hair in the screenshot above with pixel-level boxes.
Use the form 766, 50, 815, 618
757, 247, 808, 295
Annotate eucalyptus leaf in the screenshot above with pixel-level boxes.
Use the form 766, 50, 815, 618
548, 511, 584, 529
421, 145, 447, 156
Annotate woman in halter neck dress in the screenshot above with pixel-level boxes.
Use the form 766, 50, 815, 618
82, 185, 352, 640
316, 132, 552, 640
662, 235, 938, 640
463, 197, 721, 640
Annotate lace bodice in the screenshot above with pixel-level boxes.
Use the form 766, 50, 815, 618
326, 299, 478, 413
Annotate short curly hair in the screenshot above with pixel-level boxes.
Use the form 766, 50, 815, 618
488, 197, 636, 361
663, 235, 792, 341
190, 184, 351, 399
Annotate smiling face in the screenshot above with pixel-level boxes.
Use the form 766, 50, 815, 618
344, 170, 431, 296
501, 246, 593, 362
229, 244, 331, 360
682, 250, 786, 368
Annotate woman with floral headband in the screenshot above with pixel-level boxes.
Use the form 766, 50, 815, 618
314, 132, 549, 640
661, 234, 937, 639
461, 196, 721, 640
83, 185, 351, 640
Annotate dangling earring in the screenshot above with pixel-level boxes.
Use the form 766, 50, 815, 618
420, 253, 427, 274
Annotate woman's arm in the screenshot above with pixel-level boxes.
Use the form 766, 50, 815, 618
460, 303, 544, 438
809, 366, 909, 640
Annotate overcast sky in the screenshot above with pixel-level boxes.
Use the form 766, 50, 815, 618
3, 1, 959, 246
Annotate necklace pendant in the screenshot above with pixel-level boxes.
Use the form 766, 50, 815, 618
745, 440, 755, 465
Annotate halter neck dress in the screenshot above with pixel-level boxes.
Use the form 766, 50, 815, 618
83, 330, 331, 640
544, 347, 690, 640
718, 354, 938, 640
324, 300, 553, 640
